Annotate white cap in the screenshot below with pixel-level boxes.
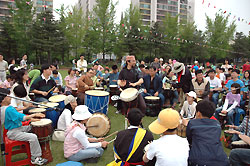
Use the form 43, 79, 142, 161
194, 61, 198, 64
160, 58, 163, 61
187, 91, 197, 99
64, 95, 76, 105
72, 105, 92, 121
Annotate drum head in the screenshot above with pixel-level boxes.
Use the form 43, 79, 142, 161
86, 113, 110, 137
95, 87, 104, 90
72, 88, 78, 91
109, 85, 118, 88
31, 118, 52, 126
145, 96, 160, 100
49, 95, 67, 102
120, 88, 138, 102
39, 102, 59, 108
232, 140, 247, 145
85, 90, 109, 96
29, 108, 46, 114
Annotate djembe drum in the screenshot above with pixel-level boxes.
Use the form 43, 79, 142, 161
29, 108, 46, 115
31, 119, 53, 162
145, 96, 160, 117
231, 140, 250, 149
219, 113, 227, 129
120, 88, 139, 115
86, 113, 111, 137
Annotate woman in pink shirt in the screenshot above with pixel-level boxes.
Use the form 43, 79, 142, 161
64, 69, 77, 95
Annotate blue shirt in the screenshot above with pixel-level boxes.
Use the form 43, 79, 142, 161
96, 70, 103, 78
4, 106, 25, 130
109, 72, 119, 85
242, 78, 250, 92
225, 79, 244, 91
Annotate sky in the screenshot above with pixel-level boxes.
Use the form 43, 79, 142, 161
53, 0, 250, 35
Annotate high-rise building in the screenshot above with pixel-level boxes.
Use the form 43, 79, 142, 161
0, 0, 16, 22
77, 0, 97, 16
33, 0, 53, 14
132, 0, 195, 25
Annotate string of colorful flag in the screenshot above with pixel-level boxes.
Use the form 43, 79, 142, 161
202, 0, 250, 26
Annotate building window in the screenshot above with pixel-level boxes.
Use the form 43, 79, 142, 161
140, 0, 151, 3
140, 3, 150, 9
140, 9, 150, 14
142, 15, 150, 20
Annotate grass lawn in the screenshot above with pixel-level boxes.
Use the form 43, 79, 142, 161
0, 69, 232, 166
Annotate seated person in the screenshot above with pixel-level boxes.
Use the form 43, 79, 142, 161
109, 108, 154, 166
186, 100, 229, 166
109, 65, 119, 86
57, 95, 77, 131
64, 68, 77, 96
215, 83, 242, 125
64, 105, 109, 162
206, 69, 222, 106
142, 66, 165, 109
50, 64, 63, 86
30, 64, 59, 102
162, 69, 178, 108
229, 134, 250, 166
11, 84, 34, 114
0, 88, 48, 165
225, 69, 244, 92
143, 109, 189, 166
51, 70, 64, 93
190, 69, 210, 99
2, 75, 12, 89
180, 91, 197, 126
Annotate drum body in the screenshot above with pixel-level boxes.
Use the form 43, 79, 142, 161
109, 85, 120, 105
85, 90, 110, 114
120, 88, 139, 115
39, 102, 60, 128
86, 113, 111, 137
145, 96, 160, 117
219, 113, 227, 129
231, 140, 250, 149
31, 119, 53, 162
177, 124, 186, 138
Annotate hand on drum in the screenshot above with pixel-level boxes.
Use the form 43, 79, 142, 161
224, 130, 240, 135
221, 110, 227, 114
129, 82, 136, 87
120, 80, 126, 87
225, 125, 237, 129
144, 89, 147, 93
41, 91, 48, 96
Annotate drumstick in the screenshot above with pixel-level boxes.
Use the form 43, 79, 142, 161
104, 131, 118, 140
47, 86, 55, 93
108, 138, 116, 144
86, 125, 99, 128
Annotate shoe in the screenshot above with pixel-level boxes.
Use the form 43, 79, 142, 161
114, 103, 118, 107
115, 110, 120, 114
31, 157, 48, 165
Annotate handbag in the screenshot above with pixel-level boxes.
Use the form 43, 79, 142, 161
52, 130, 65, 142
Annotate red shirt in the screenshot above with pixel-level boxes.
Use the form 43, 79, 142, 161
243, 64, 250, 72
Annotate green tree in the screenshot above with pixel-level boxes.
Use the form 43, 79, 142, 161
205, 12, 236, 62
92, 0, 117, 58
232, 32, 249, 61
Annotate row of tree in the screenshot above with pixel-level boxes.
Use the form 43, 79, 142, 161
0, 0, 249, 65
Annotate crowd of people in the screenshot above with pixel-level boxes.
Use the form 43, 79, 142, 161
0, 52, 250, 166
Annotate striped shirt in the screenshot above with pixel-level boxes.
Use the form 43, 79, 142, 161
238, 116, 250, 136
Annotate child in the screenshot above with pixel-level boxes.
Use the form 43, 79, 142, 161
52, 70, 63, 93
0, 88, 48, 165
180, 91, 197, 119
224, 74, 232, 87
75, 69, 81, 79
2, 75, 12, 89
186, 100, 229, 166
215, 83, 242, 125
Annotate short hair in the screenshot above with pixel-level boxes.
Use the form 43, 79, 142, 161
145, 66, 149, 70
225, 74, 231, 79
228, 68, 233, 72
13, 84, 27, 98
112, 65, 118, 70
207, 69, 215, 74
41, 64, 50, 73
149, 66, 157, 71
0, 88, 10, 103
139, 64, 145, 68
80, 54, 85, 57
52, 70, 58, 75
87, 68, 93, 73
196, 100, 215, 118
127, 108, 143, 126
8, 58, 15, 64
14, 69, 27, 84
232, 69, 240, 75
104, 68, 109, 72
195, 69, 203, 75
6, 75, 12, 80
51, 64, 58, 69
231, 83, 241, 94
219, 68, 225, 72
68, 68, 73, 75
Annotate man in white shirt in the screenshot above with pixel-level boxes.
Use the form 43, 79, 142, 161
143, 108, 189, 166
20, 54, 28, 69
77, 54, 87, 73
206, 69, 222, 106
0, 55, 8, 82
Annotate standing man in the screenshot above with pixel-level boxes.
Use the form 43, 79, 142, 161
150, 58, 161, 71
0, 54, 8, 82
20, 54, 28, 69
118, 55, 146, 114
242, 59, 250, 72
172, 62, 192, 106
30, 64, 59, 102
77, 54, 87, 73
142, 66, 165, 110
77, 68, 95, 105
190, 69, 210, 99
206, 69, 222, 106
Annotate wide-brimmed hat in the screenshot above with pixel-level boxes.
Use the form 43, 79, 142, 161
149, 108, 180, 134
72, 105, 92, 121
187, 91, 197, 99
172, 62, 184, 73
